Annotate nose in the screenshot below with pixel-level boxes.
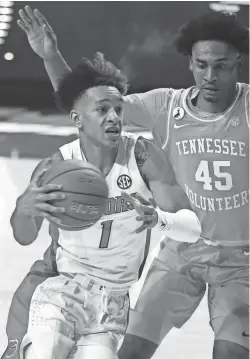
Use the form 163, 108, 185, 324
204, 66, 216, 83
107, 109, 119, 123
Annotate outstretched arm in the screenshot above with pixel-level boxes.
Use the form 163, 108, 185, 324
17, 6, 71, 91
130, 137, 201, 242
134, 137, 189, 212
17, 6, 171, 134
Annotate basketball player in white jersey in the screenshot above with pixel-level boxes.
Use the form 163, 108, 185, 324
8, 49, 200, 359
3, 7, 248, 359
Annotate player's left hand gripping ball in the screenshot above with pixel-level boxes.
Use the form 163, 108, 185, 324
122, 191, 158, 233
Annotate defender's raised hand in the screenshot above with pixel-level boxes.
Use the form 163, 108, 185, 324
17, 5, 58, 60
122, 191, 158, 234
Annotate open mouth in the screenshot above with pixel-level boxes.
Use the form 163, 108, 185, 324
105, 127, 120, 137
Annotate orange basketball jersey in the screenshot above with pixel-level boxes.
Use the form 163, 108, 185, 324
158, 83, 249, 246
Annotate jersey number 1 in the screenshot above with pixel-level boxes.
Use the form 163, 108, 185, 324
99, 220, 113, 248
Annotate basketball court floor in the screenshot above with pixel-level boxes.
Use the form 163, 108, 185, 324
0, 157, 214, 358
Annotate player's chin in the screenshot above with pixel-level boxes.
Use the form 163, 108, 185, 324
203, 93, 220, 103
202, 89, 220, 103
104, 132, 121, 145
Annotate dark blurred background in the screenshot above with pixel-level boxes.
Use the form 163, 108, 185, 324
0, 1, 248, 110
0, 1, 248, 158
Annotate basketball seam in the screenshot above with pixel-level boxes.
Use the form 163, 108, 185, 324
51, 210, 102, 221
58, 223, 90, 229
52, 190, 107, 198
43, 167, 104, 185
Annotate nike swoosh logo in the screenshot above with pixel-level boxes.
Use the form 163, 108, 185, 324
174, 124, 191, 129
242, 331, 250, 337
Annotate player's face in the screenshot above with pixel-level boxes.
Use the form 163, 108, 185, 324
189, 40, 240, 103
71, 86, 124, 147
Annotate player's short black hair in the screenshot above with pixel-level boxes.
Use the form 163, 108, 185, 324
174, 11, 249, 56
56, 52, 128, 112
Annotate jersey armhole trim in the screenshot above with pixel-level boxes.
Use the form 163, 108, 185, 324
245, 90, 249, 129
59, 139, 80, 160
126, 134, 153, 197
161, 90, 179, 150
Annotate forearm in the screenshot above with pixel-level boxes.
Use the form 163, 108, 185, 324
10, 199, 42, 246
155, 208, 201, 243
44, 51, 72, 91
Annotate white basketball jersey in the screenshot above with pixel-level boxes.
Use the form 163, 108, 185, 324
56, 133, 152, 288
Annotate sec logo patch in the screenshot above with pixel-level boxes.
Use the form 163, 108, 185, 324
117, 174, 132, 189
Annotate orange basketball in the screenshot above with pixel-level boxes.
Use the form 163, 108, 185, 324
42, 160, 109, 231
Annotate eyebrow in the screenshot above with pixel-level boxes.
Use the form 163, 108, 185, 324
196, 57, 228, 63
215, 58, 229, 62
95, 97, 124, 104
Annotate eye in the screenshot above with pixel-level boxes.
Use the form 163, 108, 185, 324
115, 106, 123, 116
96, 105, 109, 114
197, 62, 206, 69
216, 63, 226, 69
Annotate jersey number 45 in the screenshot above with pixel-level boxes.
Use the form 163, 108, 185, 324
195, 160, 233, 191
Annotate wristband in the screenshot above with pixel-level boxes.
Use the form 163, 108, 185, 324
155, 207, 175, 231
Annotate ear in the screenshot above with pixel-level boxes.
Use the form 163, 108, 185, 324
189, 56, 193, 71
236, 55, 243, 72
70, 110, 83, 129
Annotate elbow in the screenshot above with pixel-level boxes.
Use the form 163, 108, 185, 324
10, 216, 36, 246
11, 227, 35, 246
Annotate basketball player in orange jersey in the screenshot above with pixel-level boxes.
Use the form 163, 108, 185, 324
2, 47, 201, 359
2, 7, 248, 359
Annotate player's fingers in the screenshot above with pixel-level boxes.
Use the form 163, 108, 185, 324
39, 211, 62, 225
34, 9, 53, 31
130, 217, 152, 234
17, 19, 28, 32
135, 223, 149, 234
36, 184, 63, 193
19, 9, 32, 28
34, 184, 62, 193
31, 168, 48, 187
133, 193, 151, 206
33, 9, 43, 26
31, 157, 54, 187
36, 191, 66, 202
136, 214, 154, 223
121, 191, 135, 203
35, 202, 66, 213
24, 5, 39, 26
47, 216, 62, 225
136, 215, 157, 230
121, 191, 143, 214
142, 205, 155, 215
149, 197, 157, 208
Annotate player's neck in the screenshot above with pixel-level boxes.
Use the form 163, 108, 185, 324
195, 86, 237, 114
79, 135, 119, 177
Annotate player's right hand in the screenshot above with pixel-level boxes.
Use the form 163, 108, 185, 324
18, 159, 66, 225
17, 5, 58, 60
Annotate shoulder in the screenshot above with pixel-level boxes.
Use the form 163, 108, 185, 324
30, 151, 63, 182
241, 83, 249, 127
125, 88, 175, 108
134, 136, 175, 184
134, 136, 154, 167
134, 136, 169, 163
239, 82, 249, 92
